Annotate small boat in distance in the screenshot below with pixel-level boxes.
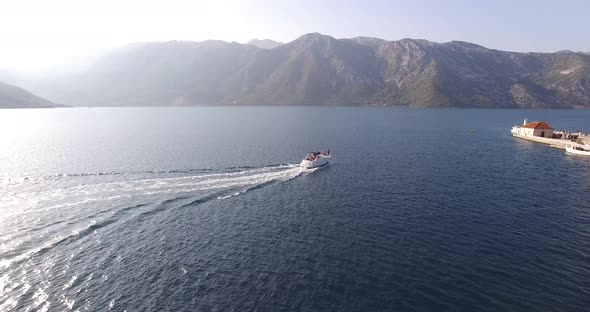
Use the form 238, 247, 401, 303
300, 149, 331, 169
565, 143, 590, 156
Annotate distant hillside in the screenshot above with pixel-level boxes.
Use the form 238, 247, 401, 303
0, 81, 57, 108
247, 39, 283, 49
25, 33, 590, 108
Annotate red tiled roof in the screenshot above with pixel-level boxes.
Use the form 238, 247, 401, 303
522, 121, 553, 129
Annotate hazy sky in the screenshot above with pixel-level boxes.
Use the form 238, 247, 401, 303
1, 0, 589, 73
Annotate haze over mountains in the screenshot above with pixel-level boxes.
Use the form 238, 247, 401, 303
3, 33, 590, 109
247, 39, 283, 49
0, 81, 57, 108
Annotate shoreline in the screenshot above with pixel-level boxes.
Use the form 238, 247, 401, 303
512, 133, 571, 149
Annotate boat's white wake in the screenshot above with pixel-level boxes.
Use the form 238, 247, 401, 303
0, 164, 308, 269
2, 164, 304, 214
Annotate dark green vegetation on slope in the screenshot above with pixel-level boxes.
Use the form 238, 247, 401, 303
30, 33, 590, 108
0, 81, 57, 108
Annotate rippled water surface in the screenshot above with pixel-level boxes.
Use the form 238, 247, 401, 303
1, 107, 590, 311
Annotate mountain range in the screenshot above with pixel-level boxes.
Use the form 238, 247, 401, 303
0, 81, 57, 108
5, 33, 590, 108
247, 39, 283, 49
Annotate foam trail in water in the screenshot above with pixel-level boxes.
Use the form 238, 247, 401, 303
0, 164, 306, 268
2, 164, 304, 216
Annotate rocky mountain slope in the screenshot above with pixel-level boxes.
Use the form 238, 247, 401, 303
27, 33, 590, 108
0, 81, 57, 108
246, 39, 283, 49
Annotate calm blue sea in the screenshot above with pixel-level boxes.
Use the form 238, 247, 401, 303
1, 107, 589, 311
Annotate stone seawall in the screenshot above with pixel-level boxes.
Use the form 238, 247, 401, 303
512, 134, 570, 149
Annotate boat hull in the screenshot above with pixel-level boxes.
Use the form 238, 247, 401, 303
566, 145, 590, 156
300, 157, 328, 169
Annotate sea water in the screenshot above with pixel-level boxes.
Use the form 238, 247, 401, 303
1, 107, 589, 311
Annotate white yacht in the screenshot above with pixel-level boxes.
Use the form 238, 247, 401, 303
565, 143, 590, 156
300, 149, 331, 169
